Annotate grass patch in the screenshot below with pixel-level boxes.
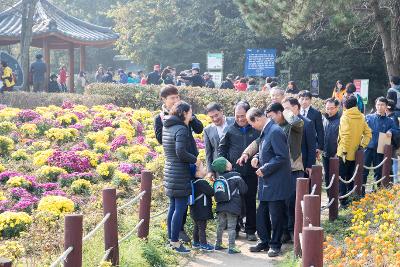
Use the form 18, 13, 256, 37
278, 251, 300, 267
322, 208, 352, 242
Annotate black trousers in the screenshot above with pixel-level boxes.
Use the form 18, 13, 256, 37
256, 200, 286, 249
241, 174, 258, 234
193, 220, 207, 244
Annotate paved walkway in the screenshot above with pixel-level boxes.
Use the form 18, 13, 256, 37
183, 233, 292, 267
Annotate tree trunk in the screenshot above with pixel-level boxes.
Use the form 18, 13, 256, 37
371, 0, 399, 78
19, 0, 38, 92
391, 0, 400, 76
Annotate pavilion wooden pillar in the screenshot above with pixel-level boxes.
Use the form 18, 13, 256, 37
43, 39, 50, 92
80, 45, 86, 72
68, 43, 75, 93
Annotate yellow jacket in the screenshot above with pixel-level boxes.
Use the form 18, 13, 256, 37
337, 107, 372, 160
1, 66, 15, 88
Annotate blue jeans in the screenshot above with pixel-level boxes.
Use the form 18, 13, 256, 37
363, 148, 383, 195
393, 158, 399, 184
167, 196, 188, 242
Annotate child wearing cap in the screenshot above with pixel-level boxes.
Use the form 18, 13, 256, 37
189, 162, 215, 251
211, 157, 248, 254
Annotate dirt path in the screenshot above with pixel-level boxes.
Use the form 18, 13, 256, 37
183, 233, 293, 267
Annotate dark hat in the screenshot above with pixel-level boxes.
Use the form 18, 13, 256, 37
211, 157, 228, 173
36, 54, 43, 59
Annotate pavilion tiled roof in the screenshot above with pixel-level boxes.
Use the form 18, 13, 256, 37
0, 0, 118, 48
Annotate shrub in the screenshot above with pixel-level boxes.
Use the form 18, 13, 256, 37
11, 149, 29, 161
0, 136, 14, 156
6, 176, 32, 189
96, 162, 116, 180
37, 195, 74, 216
0, 121, 17, 135
71, 179, 91, 195
86, 83, 326, 115
36, 166, 67, 182
0, 92, 113, 109
0, 211, 32, 239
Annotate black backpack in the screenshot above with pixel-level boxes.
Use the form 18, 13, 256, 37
213, 175, 240, 203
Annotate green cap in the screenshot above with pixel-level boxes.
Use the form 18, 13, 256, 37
211, 157, 228, 173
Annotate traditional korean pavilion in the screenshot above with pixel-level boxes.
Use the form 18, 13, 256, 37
0, 0, 118, 91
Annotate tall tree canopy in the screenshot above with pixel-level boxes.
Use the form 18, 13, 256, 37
108, 0, 280, 73
235, 0, 400, 78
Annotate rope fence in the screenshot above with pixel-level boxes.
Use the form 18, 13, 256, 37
82, 213, 110, 243
119, 219, 145, 244
49, 246, 73, 267
364, 157, 387, 170
117, 190, 146, 211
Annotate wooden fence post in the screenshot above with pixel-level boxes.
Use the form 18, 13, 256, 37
303, 194, 321, 227
294, 178, 309, 257
103, 188, 119, 265
329, 157, 339, 221
302, 226, 324, 267
354, 149, 364, 196
64, 215, 83, 267
310, 165, 322, 197
382, 144, 392, 187
0, 258, 12, 267
138, 170, 153, 239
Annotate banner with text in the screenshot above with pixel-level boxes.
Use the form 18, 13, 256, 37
354, 79, 369, 104
244, 49, 276, 77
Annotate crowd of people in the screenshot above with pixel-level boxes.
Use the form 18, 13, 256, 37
154, 75, 400, 258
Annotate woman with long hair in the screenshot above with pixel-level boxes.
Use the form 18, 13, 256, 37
162, 101, 198, 253
332, 80, 346, 101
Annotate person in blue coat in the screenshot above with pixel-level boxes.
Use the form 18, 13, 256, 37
246, 107, 291, 257
363, 97, 397, 195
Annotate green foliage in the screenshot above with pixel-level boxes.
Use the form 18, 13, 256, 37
108, 0, 278, 74
85, 83, 326, 115
322, 209, 352, 242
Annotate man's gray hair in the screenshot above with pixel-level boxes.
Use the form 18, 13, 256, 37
270, 87, 285, 95
247, 107, 265, 122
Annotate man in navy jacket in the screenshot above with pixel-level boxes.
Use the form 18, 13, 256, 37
363, 97, 397, 195
246, 108, 291, 257
322, 98, 341, 188
299, 90, 324, 159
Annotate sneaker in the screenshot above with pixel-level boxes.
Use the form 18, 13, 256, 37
200, 243, 215, 251
172, 244, 191, 254
228, 246, 241, 254
267, 248, 281, 257
249, 243, 269, 252
179, 230, 191, 243
246, 234, 258, 241
192, 242, 200, 249
214, 243, 228, 250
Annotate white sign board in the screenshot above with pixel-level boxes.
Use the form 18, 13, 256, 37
207, 53, 223, 70
208, 71, 223, 87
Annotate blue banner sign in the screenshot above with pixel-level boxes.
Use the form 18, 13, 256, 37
244, 49, 276, 77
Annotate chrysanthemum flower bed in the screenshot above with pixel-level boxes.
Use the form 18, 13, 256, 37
324, 185, 400, 267
0, 101, 211, 264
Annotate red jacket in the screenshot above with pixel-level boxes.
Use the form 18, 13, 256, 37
235, 82, 247, 91
59, 69, 67, 84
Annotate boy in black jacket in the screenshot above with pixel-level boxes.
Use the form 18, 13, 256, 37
190, 162, 214, 251
212, 157, 248, 254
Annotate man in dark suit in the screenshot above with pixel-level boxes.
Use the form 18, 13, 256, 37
246, 107, 291, 257
219, 101, 259, 241
282, 97, 317, 176
204, 103, 235, 179
299, 90, 324, 160
147, 65, 162, 85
